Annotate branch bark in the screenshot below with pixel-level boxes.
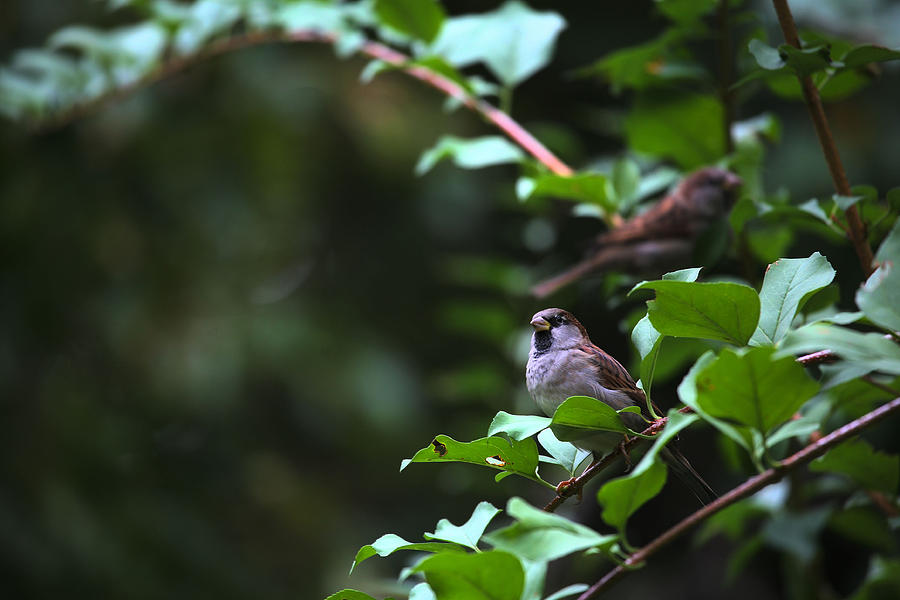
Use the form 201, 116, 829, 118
770, 0, 875, 277
577, 396, 900, 599
33, 29, 574, 176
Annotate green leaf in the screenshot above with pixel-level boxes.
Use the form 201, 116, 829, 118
842, 44, 900, 68
679, 351, 760, 457
777, 323, 900, 376
857, 220, 900, 332
488, 411, 551, 441
400, 434, 547, 486
630, 280, 761, 345
549, 396, 628, 442
852, 556, 900, 600
537, 429, 592, 476
374, 0, 445, 44
655, 0, 717, 24
545, 584, 590, 600
695, 346, 819, 435
748, 39, 786, 70
409, 582, 436, 600
352, 534, 464, 573
778, 44, 834, 78
632, 315, 662, 393
516, 172, 615, 212
413, 550, 524, 600
766, 413, 822, 448
810, 438, 899, 494
751, 253, 836, 346
597, 410, 699, 531
324, 590, 378, 600
424, 501, 503, 550
430, 1, 566, 87
483, 497, 617, 561
624, 92, 725, 169
415, 136, 524, 175
663, 267, 703, 282
857, 263, 900, 333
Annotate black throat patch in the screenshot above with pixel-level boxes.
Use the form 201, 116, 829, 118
533, 330, 552, 354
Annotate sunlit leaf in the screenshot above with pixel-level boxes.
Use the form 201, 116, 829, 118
401, 434, 547, 486
536, 429, 592, 476
374, 0, 445, 43
488, 411, 551, 441
857, 220, 900, 332
424, 501, 502, 550
324, 590, 378, 600
430, 1, 565, 87
413, 550, 524, 600
352, 534, 465, 573
483, 497, 617, 561
416, 135, 524, 175
751, 253, 836, 345
630, 279, 760, 345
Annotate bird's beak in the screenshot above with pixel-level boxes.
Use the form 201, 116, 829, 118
530, 316, 550, 331
723, 172, 743, 191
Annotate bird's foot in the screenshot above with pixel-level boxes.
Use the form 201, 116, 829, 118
555, 477, 583, 502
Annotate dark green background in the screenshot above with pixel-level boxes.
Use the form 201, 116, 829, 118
2, 1, 898, 598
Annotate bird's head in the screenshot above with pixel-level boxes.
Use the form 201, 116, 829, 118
680, 167, 743, 216
529, 308, 588, 353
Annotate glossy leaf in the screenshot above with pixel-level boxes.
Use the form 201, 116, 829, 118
424, 501, 502, 550
537, 428, 592, 476
483, 497, 617, 561
695, 347, 819, 434
549, 396, 628, 441
430, 1, 566, 87
374, 0, 445, 43
631, 280, 761, 345
488, 411, 551, 441
352, 534, 464, 573
810, 438, 899, 494
416, 136, 524, 175
751, 253, 836, 345
516, 172, 615, 212
400, 434, 547, 486
412, 550, 524, 600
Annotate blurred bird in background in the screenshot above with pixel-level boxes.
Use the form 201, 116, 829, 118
532, 167, 742, 298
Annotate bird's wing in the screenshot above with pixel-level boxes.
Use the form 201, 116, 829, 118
579, 343, 649, 410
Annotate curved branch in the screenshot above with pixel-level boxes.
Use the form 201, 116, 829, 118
33, 29, 573, 176
577, 396, 900, 599
770, 0, 875, 277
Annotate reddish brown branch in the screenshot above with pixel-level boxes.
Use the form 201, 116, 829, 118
33, 29, 573, 176
770, 0, 875, 277
577, 396, 900, 599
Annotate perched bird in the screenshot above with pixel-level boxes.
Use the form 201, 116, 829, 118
532, 167, 742, 298
525, 307, 717, 504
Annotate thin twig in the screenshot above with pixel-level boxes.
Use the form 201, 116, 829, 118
33, 29, 574, 176
577, 396, 900, 599
795, 348, 838, 366
770, 0, 875, 276
863, 375, 900, 397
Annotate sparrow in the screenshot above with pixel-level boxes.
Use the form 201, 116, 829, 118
525, 307, 717, 504
532, 167, 742, 298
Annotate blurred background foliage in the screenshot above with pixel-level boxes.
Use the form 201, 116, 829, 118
1, 0, 899, 599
